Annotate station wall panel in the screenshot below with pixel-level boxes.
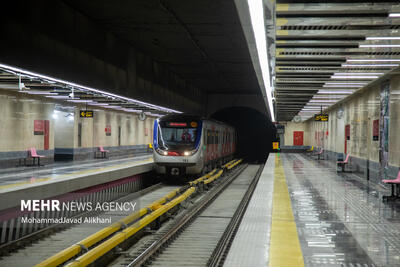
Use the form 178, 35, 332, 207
0, 89, 155, 167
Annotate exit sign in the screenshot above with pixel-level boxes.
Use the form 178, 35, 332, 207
315, 114, 329, 121
80, 110, 94, 118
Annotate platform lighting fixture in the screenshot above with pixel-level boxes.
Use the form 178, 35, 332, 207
45, 95, 70, 99
25, 91, 58, 95
366, 37, 400, 40
318, 90, 353, 94
331, 75, 379, 79
0, 63, 181, 114
359, 44, 400, 48
325, 82, 368, 85
309, 100, 337, 102
67, 99, 94, 103
342, 63, 399, 67
347, 59, 400, 62
323, 85, 364, 88
333, 72, 384, 75
388, 13, 400, 17
247, 0, 275, 121
313, 95, 344, 99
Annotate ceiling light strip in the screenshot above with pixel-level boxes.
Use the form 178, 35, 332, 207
247, 0, 275, 121
0, 63, 180, 114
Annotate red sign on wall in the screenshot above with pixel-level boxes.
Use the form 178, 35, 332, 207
105, 125, 111, 136
373, 119, 379, 141
34, 120, 44, 135
145, 127, 148, 136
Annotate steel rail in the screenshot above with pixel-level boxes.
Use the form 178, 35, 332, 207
127, 163, 248, 267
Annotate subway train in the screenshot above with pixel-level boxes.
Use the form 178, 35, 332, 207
153, 114, 236, 178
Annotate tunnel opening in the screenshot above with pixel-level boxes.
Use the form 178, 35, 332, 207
210, 107, 276, 164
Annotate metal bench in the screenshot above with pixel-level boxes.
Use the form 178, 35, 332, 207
29, 147, 45, 166
382, 171, 400, 201
95, 146, 109, 159
337, 154, 350, 172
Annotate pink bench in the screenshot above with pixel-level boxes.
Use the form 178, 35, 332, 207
382, 171, 400, 201
315, 148, 324, 160
96, 146, 109, 158
29, 147, 45, 166
337, 154, 350, 172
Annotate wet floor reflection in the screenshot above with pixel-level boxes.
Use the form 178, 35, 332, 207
282, 153, 400, 267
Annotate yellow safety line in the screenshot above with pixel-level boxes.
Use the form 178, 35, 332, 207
0, 158, 152, 190
269, 154, 304, 267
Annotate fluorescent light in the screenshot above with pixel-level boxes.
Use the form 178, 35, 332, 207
248, 0, 275, 121
313, 96, 344, 99
24, 91, 57, 95
318, 90, 353, 94
366, 37, 400, 40
45, 95, 70, 99
347, 59, 400, 63
331, 75, 379, 79
334, 72, 384, 75
325, 82, 368, 85
309, 100, 337, 102
0, 63, 181, 114
323, 85, 363, 88
389, 13, 400, 17
342, 64, 399, 67
360, 44, 400, 48
67, 99, 94, 103
88, 103, 109, 106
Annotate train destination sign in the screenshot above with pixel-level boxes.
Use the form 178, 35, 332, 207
80, 110, 94, 118
315, 114, 329, 121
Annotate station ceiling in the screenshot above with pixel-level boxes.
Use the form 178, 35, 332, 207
63, 0, 260, 96
275, 0, 400, 121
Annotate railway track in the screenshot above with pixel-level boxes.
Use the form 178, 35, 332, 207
112, 164, 264, 267
0, 159, 254, 267
0, 184, 179, 267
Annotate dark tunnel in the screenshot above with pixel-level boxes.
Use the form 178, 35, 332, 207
211, 107, 277, 163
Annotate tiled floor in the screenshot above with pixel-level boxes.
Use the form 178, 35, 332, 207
284, 153, 400, 267
225, 153, 400, 267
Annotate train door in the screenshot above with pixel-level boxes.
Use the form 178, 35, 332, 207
293, 131, 303, 146
345, 124, 350, 154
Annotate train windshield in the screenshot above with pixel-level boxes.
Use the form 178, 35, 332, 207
158, 122, 199, 150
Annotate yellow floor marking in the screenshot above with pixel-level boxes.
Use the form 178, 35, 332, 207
269, 154, 304, 267
0, 158, 152, 190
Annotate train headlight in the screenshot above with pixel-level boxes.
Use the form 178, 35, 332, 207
156, 148, 168, 156
183, 149, 197, 156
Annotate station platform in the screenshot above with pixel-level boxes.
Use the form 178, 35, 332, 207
0, 155, 154, 210
225, 153, 400, 267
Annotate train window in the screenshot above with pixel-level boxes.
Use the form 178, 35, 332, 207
207, 130, 211, 145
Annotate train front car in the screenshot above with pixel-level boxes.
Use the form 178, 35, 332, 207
153, 114, 204, 178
